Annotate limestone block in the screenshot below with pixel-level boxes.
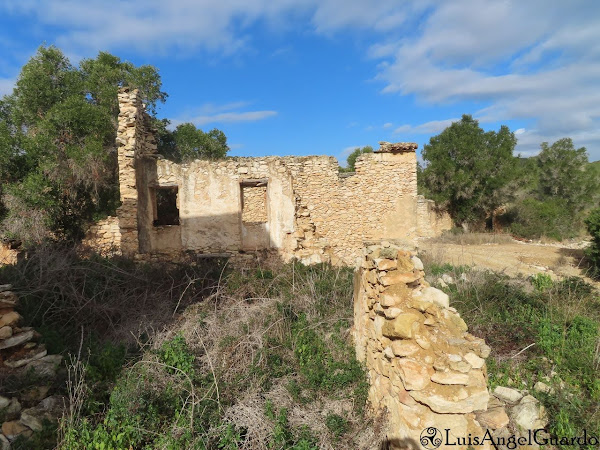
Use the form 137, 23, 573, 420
381, 271, 419, 286
420, 286, 449, 309
431, 371, 470, 386
411, 256, 424, 270
383, 307, 402, 319
1, 420, 32, 441
376, 259, 397, 271
410, 385, 489, 414
0, 326, 12, 339
0, 311, 21, 328
391, 340, 420, 357
397, 359, 431, 390
493, 386, 523, 404
0, 330, 34, 350
511, 395, 548, 430
382, 312, 423, 339
464, 352, 485, 369
476, 406, 510, 430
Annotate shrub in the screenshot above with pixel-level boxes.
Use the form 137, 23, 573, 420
584, 207, 600, 278
446, 266, 600, 441
507, 197, 576, 240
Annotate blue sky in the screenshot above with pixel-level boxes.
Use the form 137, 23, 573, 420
1, 1, 599, 163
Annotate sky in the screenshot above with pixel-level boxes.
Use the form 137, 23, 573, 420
0, 0, 599, 164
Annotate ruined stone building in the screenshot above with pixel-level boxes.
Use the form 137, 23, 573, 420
85, 88, 451, 265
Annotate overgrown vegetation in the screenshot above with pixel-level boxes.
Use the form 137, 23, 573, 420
419, 116, 599, 240
585, 207, 600, 279
0, 45, 229, 246
339, 145, 373, 172
422, 256, 600, 444
1, 252, 373, 449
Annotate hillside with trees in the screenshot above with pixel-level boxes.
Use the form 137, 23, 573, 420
419, 116, 600, 241
0, 46, 229, 247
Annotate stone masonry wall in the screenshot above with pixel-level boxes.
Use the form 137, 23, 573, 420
416, 195, 453, 238
241, 185, 268, 223
81, 216, 122, 256
84, 89, 450, 265
0, 285, 66, 446
353, 241, 492, 448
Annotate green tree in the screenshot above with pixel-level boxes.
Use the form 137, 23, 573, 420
172, 123, 229, 162
420, 114, 517, 228
584, 208, 600, 278
537, 138, 595, 212
0, 45, 167, 244
343, 145, 373, 172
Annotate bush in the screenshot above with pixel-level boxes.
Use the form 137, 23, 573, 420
507, 197, 576, 240
585, 207, 600, 278
445, 266, 600, 441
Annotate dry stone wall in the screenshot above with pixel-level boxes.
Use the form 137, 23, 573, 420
353, 241, 492, 448
416, 195, 453, 238
84, 88, 450, 264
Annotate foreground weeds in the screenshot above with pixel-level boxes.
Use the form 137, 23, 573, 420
55, 260, 374, 449
422, 257, 600, 445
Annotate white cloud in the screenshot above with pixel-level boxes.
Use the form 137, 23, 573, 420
2, 0, 599, 159
0, 0, 415, 56
170, 102, 277, 127
340, 145, 362, 156
371, 0, 600, 158
394, 118, 458, 135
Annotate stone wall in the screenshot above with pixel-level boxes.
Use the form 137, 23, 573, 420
0, 285, 65, 446
84, 88, 450, 265
353, 241, 492, 448
416, 195, 453, 238
0, 243, 19, 266
81, 216, 122, 256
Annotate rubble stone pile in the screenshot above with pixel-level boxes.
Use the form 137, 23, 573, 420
0, 285, 66, 447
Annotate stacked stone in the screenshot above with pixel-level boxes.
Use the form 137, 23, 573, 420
81, 216, 122, 256
0, 285, 65, 447
292, 198, 332, 265
416, 195, 453, 238
376, 141, 419, 153
116, 87, 144, 257
353, 241, 492, 449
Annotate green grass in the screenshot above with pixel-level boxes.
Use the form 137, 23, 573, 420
58, 260, 368, 449
428, 262, 600, 446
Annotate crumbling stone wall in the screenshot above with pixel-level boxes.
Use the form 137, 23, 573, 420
353, 241, 492, 448
85, 88, 450, 264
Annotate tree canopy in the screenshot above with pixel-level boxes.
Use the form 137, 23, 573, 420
156, 122, 229, 163
537, 138, 596, 211
0, 45, 229, 245
342, 145, 373, 172
420, 114, 517, 228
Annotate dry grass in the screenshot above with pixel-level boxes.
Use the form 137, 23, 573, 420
433, 231, 516, 246
143, 261, 376, 449
0, 245, 224, 350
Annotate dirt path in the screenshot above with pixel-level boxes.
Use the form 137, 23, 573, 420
418, 238, 597, 284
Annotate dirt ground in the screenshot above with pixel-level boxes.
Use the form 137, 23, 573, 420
418, 237, 598, 285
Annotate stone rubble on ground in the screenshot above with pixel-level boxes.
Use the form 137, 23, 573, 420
0, 286, 67, 446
